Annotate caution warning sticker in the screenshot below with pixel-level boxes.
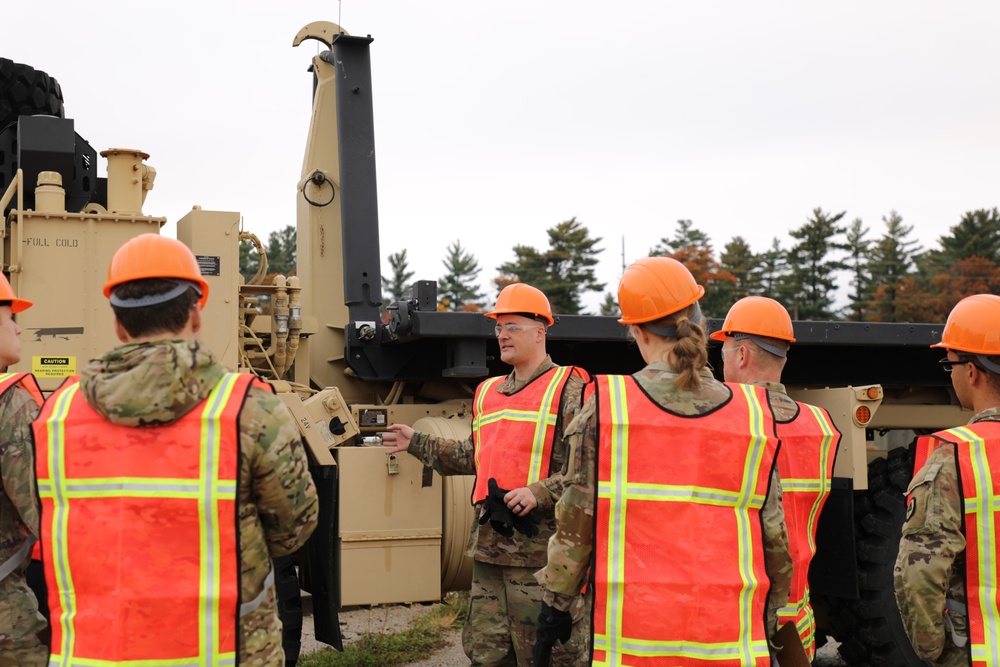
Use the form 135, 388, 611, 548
33, 356, 76, 379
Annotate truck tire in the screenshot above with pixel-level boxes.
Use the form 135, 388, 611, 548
828, 447, 924, 666
274, 556, 302, 667
0, 58, 65, 130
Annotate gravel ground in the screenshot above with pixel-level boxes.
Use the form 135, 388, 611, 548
300, 596, 848, 666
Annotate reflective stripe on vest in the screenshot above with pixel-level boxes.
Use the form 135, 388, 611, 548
593, 376, 778, 666
35, 372, 251, 667
471, 366, 573, 503
775, 402, 841, 660
0, 372, 44, 571
0, 371, 44, 406
916, 424, 1000, 666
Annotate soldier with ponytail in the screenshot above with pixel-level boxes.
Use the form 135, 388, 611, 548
535, 257, 792, 667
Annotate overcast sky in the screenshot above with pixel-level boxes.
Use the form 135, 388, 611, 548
7, 1, 1000, 312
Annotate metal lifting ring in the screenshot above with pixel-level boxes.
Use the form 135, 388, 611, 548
302, 171, 336, 207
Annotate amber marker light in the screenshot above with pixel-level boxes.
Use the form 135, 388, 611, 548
855, 405, 872, 425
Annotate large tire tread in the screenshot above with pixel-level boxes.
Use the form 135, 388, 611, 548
823, 446, 925, 667
0, 57, 65, 130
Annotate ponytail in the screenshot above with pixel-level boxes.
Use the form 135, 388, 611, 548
639, 303, 708, 391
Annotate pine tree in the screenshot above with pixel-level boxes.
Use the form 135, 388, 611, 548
718, 236, 761, 302
651, 219, 713, 255
264, 225, 297, 275
842, 218, 872, 321
784, 208, 848, 320
438, 240, 485, 311
239, 238, 261, 282
495, 246, 548, 293
599, 292, 619, 317
239, 225, 296, 281
496, 217, 604, 315
756, 238, 789, 302
382, 249, 415, 303
938, 208, 1000, 264
867, 211, 922, 322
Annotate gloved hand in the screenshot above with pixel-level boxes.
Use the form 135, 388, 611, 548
533, 601, 572, 667
478, 478, 517, 537
479, 478, 542, 538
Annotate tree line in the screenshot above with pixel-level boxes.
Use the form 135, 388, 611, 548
241, 206, 1000, 322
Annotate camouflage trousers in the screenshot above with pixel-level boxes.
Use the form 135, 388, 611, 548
239, 584, 285, 667
0, 573, 48, 667
463, 560, 590, 666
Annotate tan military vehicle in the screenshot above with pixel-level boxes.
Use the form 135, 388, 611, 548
1, 21, 967, 667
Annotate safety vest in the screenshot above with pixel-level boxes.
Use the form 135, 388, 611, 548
471, 366, 578, 503
34, 372, 255, 667
593, 376, 778, 666
773, 402, 840, 660
913, 422, 1000, 667
0, 373, 43, 574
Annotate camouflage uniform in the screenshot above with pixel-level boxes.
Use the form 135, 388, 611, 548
752, 380, 798, 423
751, 380, 800, 630
0, 384, 46, 667
536, 363, 792, 641
893, 409, 1000, 666
76, 339, 319, 666
406, 355, 590, 666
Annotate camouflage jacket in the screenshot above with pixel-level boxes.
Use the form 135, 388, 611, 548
407, 355, 588, 568
536, 363, 792, 637
894, 408, 1000, 666
79, 339, 319, 662
0, 383, 42, 578
753, 380, 798, 424
750, 380, 801, 629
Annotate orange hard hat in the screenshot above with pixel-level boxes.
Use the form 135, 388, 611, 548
0, 273, 32, 313
103, 234, 210, 309
709, 296, 796, 343
931, 294, 1000, 355
486, 283, 554, 326
617, 257, 705, 324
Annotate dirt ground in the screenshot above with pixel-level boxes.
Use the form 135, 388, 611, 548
299, 597, 848, 666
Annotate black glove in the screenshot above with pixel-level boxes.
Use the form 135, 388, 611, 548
512, 507, 540, 538
478, 478, 517, 537
479, 478, 541, 538
533, 601, 573, 667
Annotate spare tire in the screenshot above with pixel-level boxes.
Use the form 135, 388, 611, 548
0, 57, 65, 130
826, 446, 925, 666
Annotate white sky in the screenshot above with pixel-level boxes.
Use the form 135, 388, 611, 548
7, 1, 1000, 312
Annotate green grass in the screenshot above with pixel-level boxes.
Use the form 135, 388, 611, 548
298, 595, 468, 667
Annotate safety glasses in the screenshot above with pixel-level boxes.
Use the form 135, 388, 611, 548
494, 323, 542, 337
938, 357, 975, 373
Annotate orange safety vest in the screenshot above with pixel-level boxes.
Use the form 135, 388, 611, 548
34, 372, 256, 666
593, 376, 779, 666
913, 422, 1000, 666
773, 402, 840, 660
470, 366, 579, 503
0, 373, 44, 567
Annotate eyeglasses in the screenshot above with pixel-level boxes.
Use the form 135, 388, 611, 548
495, 323, 542, 337
939, 357, 975, 373
721, 346, 739, 361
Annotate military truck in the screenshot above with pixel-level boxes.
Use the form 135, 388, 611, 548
1, 20, 967, 667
